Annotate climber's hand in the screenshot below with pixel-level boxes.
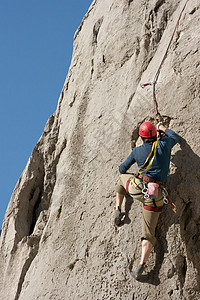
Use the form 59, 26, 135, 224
157, 122, 167, 132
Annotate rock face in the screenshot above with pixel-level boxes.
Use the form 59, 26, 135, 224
0, 0, 200, 299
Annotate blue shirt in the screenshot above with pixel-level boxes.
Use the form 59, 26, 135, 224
119, 129, 180, 182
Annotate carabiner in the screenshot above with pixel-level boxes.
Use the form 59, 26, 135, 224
142, 187, 149, 199
163, 197, 169, 204
162, 187, 168, 204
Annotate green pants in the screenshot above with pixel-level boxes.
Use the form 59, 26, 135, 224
116, 174, 164, 246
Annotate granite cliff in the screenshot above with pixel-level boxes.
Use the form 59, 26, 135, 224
0, 0, 200, 299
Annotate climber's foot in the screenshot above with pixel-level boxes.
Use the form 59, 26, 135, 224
131, 263, 146, 280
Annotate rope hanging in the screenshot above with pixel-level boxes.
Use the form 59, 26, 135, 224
141, 0, 190, 126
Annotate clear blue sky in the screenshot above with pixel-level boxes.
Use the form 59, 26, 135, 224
0, 0, 92, 228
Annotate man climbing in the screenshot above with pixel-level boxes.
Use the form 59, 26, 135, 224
114, 121, 180, 280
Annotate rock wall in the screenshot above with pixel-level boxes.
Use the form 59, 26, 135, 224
0, 0, 200, 299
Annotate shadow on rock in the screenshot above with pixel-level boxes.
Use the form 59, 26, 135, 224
173, 139, 200, 290
147, 138, 200, 289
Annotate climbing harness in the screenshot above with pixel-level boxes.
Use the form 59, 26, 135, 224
126, 176, 144, 196
125, 173, 176, 213
141, 0, 190, 126
143, 205, 163, 213
137, 174, 177, 213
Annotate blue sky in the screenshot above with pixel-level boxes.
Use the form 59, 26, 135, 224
0, 0, 92, 228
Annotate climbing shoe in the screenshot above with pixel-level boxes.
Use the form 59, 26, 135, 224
131, 263, 146, 280
114, 207, 123, 226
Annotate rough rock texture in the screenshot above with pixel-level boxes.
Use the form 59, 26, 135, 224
0, 0, 200, 299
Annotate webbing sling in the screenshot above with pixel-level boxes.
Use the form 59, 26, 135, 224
138, 141, 157, 174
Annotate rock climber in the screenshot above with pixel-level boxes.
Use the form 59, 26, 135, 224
114, 121, 180, 280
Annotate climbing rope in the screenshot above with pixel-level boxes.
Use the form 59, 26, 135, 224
141, 0, 190, 126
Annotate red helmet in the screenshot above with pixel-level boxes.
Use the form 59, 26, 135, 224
139, 122, 157, 138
